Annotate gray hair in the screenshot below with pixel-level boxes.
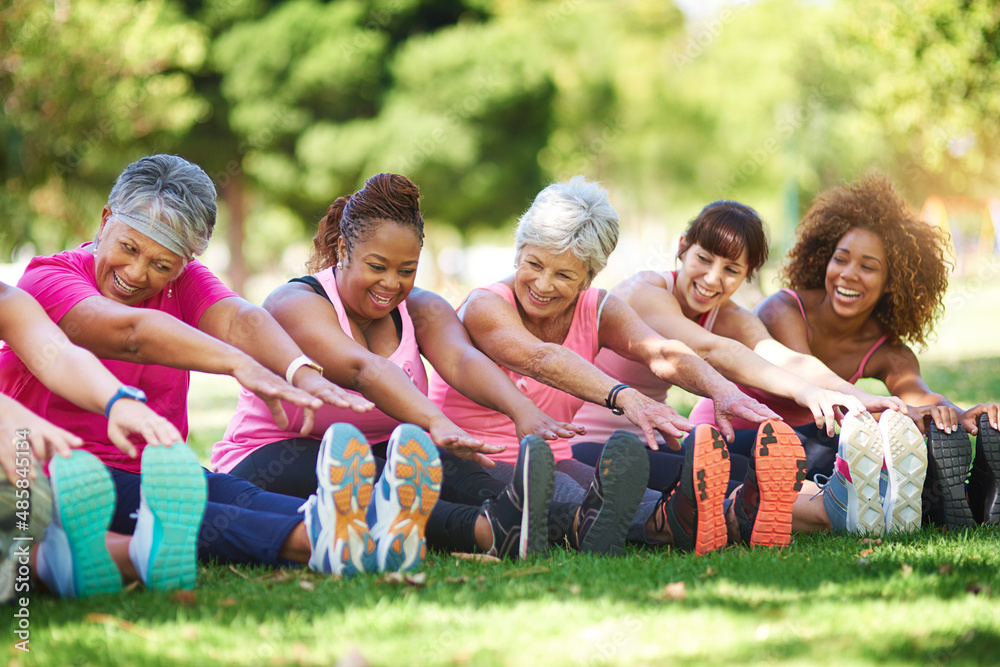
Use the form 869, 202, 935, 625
514, 175, 619, 285
105, 154, 217, 258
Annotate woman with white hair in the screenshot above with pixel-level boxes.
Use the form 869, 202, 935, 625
430, 177, 793, 555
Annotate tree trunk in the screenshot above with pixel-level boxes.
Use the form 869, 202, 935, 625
221, 174, 248, 297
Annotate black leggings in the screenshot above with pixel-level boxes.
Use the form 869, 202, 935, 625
228, 438, 507, 553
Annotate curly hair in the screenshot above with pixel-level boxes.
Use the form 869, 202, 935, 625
307, 173, 424, 273
779, 173, 952, 346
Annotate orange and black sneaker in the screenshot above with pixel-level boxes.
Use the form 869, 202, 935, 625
655, 424, 729, 555
733, 420, 806, 548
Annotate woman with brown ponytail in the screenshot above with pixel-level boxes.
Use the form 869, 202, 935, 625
213, 173, 601, 566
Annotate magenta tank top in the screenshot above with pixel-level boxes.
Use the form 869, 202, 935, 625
211, 267, 428, 473
428, 282, 601, 463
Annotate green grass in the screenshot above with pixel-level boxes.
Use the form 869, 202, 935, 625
8, 357, 1000, 666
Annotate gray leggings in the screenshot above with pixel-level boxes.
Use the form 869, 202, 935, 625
485, 458, 661, 544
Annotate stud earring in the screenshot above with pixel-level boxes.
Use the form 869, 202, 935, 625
336, 261, 343, 270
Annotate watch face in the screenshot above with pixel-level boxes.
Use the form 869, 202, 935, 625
122, 386, 147, 402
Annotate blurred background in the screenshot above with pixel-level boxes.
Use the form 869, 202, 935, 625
2, 0, 999, 365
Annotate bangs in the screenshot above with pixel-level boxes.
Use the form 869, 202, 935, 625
695, 221, 749, 263
682, 201, 769, 274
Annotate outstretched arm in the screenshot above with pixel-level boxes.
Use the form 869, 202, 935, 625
263, 282, 500, 465
408, 288, 583, 443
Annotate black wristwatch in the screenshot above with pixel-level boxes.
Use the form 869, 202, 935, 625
104, 385, 147, 418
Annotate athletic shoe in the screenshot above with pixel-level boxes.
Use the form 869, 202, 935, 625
923, 420, 974, 528
654, 424, 730, 555
480, 435, 555, 559
968, 413, 1000, 525
301, 423, 377, 576
733, 420, 807, 548
129, 443, 207, 591
821, 412, 885, 534
37, 451, 120, 598
368, 424, 441, 572
879, 410, 928, 532
0, 467, 52, 603
573, 430, 649, 555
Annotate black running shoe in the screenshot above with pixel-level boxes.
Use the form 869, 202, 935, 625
481, 435, 555, 559
574, 431, 648, 555
968, 413, 1000, 525
922, 421, 975, 528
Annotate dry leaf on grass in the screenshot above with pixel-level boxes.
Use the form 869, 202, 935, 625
299, 580, 316, 592
84, 613, 152, 638
660, 581, 687, 600
228, 565, 250, 579
859, 538, 882, 545
218, 598, 237, 606
507, 566, 550, 578
901, 564, 913, 577
939, 564, 953, 575
859, 548, 875, 557
451, 552, 501, 563
379, 572, 428, 587
170, 590, 197, 605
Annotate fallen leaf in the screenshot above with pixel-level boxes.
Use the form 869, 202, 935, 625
857, 557, 871, 567
569, 584, 581, 595
859, 548, 874, 557
939, 564, 953, 575
445, 576, 469, 584
660, 581, 687, 600
703, 567, 716, 577
258, 570, 294, 583
170, 590, 197, 605
379, 572, 427, 587
218, 598, 237, 606
84, 613, 152, 638
299, 580, 316, 592
228, 564, 250, 579
123, 580, 142, 592
967, 583, 992, 596
451, 552, 501, 563
901, 564, 913, 577
859, 538, 883, 545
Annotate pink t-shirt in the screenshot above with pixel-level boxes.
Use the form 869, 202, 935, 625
0, 245, 236, 473
211, 267, 428, 473
572, 271, 719, 444
687, 288, 889, 429
428, 283, 601, 463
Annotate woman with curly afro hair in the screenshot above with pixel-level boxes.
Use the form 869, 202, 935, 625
753, 172, 1000, 532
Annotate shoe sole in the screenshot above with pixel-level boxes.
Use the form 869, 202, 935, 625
691, 425, 730, 555
140, 444, 207, 591
840, 413, 885, 534
521, 438, 555, 558
375, 425, 441, 572
581, 433, 650, 555
976, 414, 1000, 525
50, 451, 120, 597
319, 424, 377, 576
751, 421, 806, 548
880, 411, 928, 532
925, 424, 975, 527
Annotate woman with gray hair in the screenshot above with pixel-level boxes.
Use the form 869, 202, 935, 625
0, 154, 440, 595
430, 176, 789, 555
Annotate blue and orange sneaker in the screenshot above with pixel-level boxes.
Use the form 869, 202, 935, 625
38, 450, 120, 598
368, 424, 441, 572
301, 423, 377, 576
129, 442, 207, 591
733, 420, 807, 548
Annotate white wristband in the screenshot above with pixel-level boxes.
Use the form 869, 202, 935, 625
285, 355, 323, 384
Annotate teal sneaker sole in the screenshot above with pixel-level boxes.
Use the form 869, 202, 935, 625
140, 444, 207, 591
50, 451, 120, 597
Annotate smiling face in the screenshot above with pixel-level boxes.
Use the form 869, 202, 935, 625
824, 227, 889, 318
93, 212, 186, 305
337, 219, 421, 321
513, 244, 589, 320
673, 240, 749, 318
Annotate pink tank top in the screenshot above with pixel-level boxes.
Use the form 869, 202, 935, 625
428, 283, 601, 463
687, 288, 889, 429
572, 271, 719, 444
211, 267, 428, 473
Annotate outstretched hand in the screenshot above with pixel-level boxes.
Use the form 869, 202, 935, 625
233, 359, 323, 432
106, 399, 182, 457
959, 403, 1000, 435
798, 387, 867, 436
427, 417, 505, 468
512, 408, 586, 444
0, 400, 82, 483
618, 388, 691, 451
712, 389, 780, 443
